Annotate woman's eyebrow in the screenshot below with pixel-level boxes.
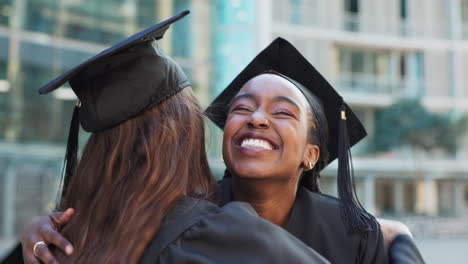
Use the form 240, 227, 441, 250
272, 96, 300, 111
228, 93, 255, 107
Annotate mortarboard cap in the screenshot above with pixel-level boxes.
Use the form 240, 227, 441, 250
39, 10, 191, 132
206, 37, 366, 162
205, 37, 374, 233
39, 10, 191, 203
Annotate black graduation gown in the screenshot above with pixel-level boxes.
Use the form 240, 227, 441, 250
389, 235, 425, 264
218, 178, 388, 264
3, 197, 328, 264
0, 244, 22, 264
140, 196, 329, 263
1, 189, 424, 264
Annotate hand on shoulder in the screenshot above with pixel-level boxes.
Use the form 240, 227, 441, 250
377, 218, 413, 246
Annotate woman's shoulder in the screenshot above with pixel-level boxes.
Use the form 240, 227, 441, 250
162, 196, 220, 222
141, 196, 330, 264
290, 187, 388, 263
293, 187, 384, 242
297, 186, 343, 215
291, 187, 351, 239
389, 234, 425, 264
297, 186, 381, 232
161, 196, 259, 227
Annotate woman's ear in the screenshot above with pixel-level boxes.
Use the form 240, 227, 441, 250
302, 144, 320, 170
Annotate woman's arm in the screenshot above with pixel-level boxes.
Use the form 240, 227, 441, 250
378, 218, 425, 264
20, 209, 75, 264
378, 218, 413, 246
389, 234, 425, 264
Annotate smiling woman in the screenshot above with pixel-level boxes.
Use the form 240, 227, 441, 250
206, 37, 387, 264
223, 73, 319, 184
224, 72, 329, 193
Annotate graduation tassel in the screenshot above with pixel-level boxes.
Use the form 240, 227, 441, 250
56, 100, 81, 209
337, 104, 375, 234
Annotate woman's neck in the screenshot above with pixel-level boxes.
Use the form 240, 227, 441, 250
231, 176, 299, 228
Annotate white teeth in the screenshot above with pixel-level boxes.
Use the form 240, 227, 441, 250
240, 138, 273, 150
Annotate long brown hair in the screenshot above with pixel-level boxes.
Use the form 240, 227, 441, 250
54, 87, 216, 263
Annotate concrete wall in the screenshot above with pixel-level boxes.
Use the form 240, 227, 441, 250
424, 50, 450, 97
462, 52, 468, 97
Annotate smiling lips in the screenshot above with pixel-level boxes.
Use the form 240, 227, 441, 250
240, 138, 274, 151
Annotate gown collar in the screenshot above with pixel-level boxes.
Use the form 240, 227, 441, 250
217, 177, 311, 235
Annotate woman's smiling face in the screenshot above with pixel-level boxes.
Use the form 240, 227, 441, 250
222, 73, 319, 181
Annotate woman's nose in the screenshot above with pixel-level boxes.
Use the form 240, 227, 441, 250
247, 112, 270, 129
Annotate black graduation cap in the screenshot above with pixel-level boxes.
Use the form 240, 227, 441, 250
39, 10, 191, 203
205, 37, 375, 233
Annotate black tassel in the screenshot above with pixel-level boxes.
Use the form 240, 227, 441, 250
337, 104, 375, 234
57, 102, 80, 208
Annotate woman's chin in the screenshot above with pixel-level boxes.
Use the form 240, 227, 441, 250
230, 167, 278, 181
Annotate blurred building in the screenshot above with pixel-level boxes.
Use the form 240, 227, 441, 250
1, 0, 468, 255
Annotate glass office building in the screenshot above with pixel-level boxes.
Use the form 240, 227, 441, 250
0, 0, 198, 144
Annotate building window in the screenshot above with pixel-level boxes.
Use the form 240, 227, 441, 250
272, 0, 318, 26
0, 37, 7, 79
136, 0, 158, 28
290, 0, 303, 24
21, 0, 159, 45
462, 0, 468, 40
464, 184, 468, 203
344, 0, 359, 31
344, 0, 359, 13
172, 0, 192, 58
337, 47, 392, 94
0, 37, 8, 139
350, 107, 373, 155
336, 47, 424, 96
399, 0, 409, 36
400, 0, 407, 19
403, 182, 416, 213
290, 0, 320, 25
0, 0, 11, 26
376, 181, 395, 214
399, 52, 424, 96
1, 41, 95, 143
24, 0, 58, 35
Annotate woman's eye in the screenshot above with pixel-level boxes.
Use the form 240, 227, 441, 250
232, 106, 252, 112
274, 111, 294, 117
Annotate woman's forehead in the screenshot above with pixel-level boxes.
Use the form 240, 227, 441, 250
238, 74, 309, 107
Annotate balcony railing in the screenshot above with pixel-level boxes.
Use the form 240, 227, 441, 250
343, 13, 360, 32
341, 14, 448, 39
337, 72, 424, 97
463, 23, 468, 40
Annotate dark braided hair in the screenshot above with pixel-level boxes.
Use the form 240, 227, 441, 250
297, 87, 329, 193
